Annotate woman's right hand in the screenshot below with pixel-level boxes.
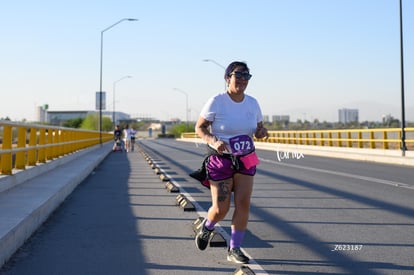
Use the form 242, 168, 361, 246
212, 139, 226, 155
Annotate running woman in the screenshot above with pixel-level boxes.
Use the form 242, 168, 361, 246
194, 61, 268, 264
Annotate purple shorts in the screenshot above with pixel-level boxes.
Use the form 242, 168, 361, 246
206, 154, 256, 181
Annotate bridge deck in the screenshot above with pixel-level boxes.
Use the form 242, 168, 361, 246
0, 143, 243, 275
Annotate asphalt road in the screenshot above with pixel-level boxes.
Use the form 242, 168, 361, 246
1, 138, 413, 275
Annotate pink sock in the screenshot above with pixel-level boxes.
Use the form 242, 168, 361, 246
230, 229, 245, 249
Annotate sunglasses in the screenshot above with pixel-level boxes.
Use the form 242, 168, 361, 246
230, 71, 252, 80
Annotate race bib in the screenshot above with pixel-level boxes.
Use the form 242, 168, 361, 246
229, 135, 254, 156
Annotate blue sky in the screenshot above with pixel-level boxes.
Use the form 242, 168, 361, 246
1, 0, 413, 123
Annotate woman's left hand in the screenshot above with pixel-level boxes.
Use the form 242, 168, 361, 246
255, 126, 268, 139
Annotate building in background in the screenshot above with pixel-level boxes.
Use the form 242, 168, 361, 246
272, 115, 290, 128
36, 105, 47, 123
272, 115, 290, 123
36, 106, 130, 126
338, 108, 359, 123
46, 111, 91, 125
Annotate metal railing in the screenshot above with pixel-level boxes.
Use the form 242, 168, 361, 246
181, 128, 414, 151
0, 120, 113, 175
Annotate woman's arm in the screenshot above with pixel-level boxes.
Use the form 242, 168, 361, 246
195, 116, 216, 145
195, 116, 226, 154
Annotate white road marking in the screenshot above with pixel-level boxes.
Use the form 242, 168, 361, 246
153, 162, 270, 275
260, 157, 414, 190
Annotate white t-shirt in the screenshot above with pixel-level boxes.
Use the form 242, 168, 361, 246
200, 92, 263, 151
123, 128, 132, 141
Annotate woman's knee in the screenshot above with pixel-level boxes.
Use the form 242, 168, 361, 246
210, 204, 230, 219
234, 200, 251, 214
233, 187, 252, 212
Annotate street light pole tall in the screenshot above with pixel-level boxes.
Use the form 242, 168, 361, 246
203, 59, 226, 91
173, 88, 189, 128
113, 75, 132, 127
99, 18, 138, 144
399, 0, 407, 156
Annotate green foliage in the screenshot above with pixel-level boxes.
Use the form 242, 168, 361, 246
102, 117, 113, 131
80, 114, 112, 131
63, 118, 84, 128
80, 114, 98, 130
168, 123, 194, 138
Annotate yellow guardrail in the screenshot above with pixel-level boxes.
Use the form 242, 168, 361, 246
0, 121, 113, 175
181, 128, 414, 150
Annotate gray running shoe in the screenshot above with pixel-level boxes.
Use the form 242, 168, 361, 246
195, 219, 213, 250
227, 247, 249, 264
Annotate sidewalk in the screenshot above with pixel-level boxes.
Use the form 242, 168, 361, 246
0, 143, 112, 268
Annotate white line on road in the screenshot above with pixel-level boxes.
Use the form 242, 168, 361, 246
154, 163, 270, 275
260, 158, 414, 190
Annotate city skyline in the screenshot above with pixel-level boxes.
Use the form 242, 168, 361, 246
1, 1, 413, 123
37, 106, 407, 126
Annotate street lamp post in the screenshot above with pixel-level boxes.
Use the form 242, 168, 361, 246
203, 59, 226, 91
173, 88, 189, 128
113, 76, 132, 127
399, 0, 407, 156
99, 18, 138, 144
